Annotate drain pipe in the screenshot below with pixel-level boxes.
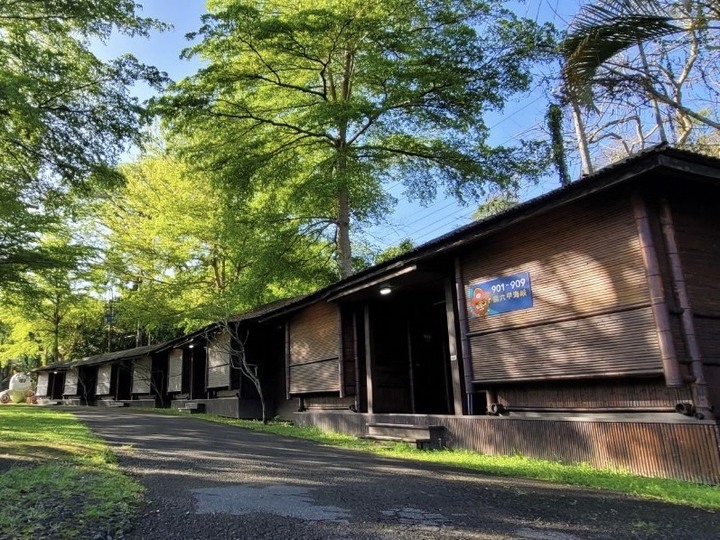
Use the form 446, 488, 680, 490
454, 257, 474, 414
658, 198, 713, 419
632, 193, 684, 388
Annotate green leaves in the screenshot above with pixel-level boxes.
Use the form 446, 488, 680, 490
161, 0, 555, 275
561, 0, 680, 104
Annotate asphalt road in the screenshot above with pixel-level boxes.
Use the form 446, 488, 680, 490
73, 408, 719, 540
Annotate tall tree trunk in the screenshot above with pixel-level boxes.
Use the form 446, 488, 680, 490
336, 188, 352, 278
570, 100, 594, 175
335, 48, 355, 279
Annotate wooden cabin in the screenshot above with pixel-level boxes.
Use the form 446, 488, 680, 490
169, 298, 294, 418
260, 147, 720, 483
29, 147, 720, 483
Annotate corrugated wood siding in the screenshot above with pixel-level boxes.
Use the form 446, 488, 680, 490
289, 303, 340, 394
294, 412, 720, 484
289, 360, 339, 394
167, 349, 183, 392
290, 303, 339, 364
462, 197, 661, 383
303, 395, 355, 410
36, 372, 49, 397
670, 191, 720, 412
96, 364, 112, 395
341, 307, 357, 396
706, 365, 720, 413
696, 317, 720, 365
472, 307, 661, 382
207, 332, 231, 389
132, 357, 152, 394
671, 194, 720, 317
64, 369, 78, 395
498, 378, 691, 408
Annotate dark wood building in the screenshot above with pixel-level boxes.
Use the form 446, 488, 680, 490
263, 147, 720, 483
32, 147, 720, 484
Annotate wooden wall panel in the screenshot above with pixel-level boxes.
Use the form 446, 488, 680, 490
64, 369, 78, 396
167, 349, 183, 393
341, 307, 357, 396
207, 332, 231, 389
696, 317, 720, 365
461, 197, 661, 384
463, 198, 648, 334
293, 412, 720, 484
289, 303, 339, 364
498, 377, 691, 408
671, 194, 720, 317
471, 307, 662, 382
96, 364, 112, 395
36, 372, 49, 397
288, 303, 340, 394
289, 359, 339, 394
132, 357, 152, 394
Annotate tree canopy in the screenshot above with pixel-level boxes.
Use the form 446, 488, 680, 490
0, 0, 167, 285
160, 0, 556, 277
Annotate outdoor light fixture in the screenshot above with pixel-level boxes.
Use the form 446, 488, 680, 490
379, 286, 392, 295
188, 344, 195, 349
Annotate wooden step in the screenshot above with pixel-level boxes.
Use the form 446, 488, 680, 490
178, 402, 206, 414
365, 423, 445, 449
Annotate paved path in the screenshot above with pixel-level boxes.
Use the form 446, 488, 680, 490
74, 408, 719, 540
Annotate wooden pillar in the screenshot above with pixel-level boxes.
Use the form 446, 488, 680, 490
659, 198, 712, 416
364, 303, 374, 414
284, 321, 291, 400
444, 278, 464, 415
632, 192, 683, 387
406, 319, 416, 414
454, 257, 475, 413
337, 305, 345, 398
353, 310, 361, 411
188, 348, 194, 400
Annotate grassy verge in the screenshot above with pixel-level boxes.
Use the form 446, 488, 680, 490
0, 405, 143, 539
149, 407, 720, 510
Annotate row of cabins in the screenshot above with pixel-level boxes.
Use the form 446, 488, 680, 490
35, 147, 720, 484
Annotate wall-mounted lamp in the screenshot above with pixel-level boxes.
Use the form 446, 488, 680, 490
379, 286, 392, 296
188, 344, 195, 349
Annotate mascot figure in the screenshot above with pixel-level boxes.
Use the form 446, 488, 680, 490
0, 372, 35, 404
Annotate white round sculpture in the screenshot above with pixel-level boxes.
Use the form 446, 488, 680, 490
0, 372, 34, 404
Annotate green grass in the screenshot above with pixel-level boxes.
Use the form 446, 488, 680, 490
0, 405, 143, 539
148, 407, 720, 510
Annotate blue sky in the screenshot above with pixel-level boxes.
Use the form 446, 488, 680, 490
95, 0, 584, 252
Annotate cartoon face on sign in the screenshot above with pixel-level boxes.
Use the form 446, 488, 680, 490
469, 287, 492, 317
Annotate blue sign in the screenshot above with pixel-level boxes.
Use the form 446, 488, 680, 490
466, 271, 533, 318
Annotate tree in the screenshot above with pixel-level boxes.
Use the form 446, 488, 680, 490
95, 151, 336, 335
561, 0, 720, 166
205, 322, 268, 423
0, 0, 168, 286
160, 0, 556, 278
0, 233, 96, 365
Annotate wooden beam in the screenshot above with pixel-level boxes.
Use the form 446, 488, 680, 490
632, 192, 683, 387
285, 320, 291, 401
454, 257, 474, 413
337, 305, 344, 398
406, 319, 416, 414
444, 278, 464, 415
364, 303, 374, 414
659, 197, 712, 416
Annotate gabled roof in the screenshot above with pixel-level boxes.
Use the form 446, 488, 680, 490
257, 145, 720, 319
33, 341, 177, 373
